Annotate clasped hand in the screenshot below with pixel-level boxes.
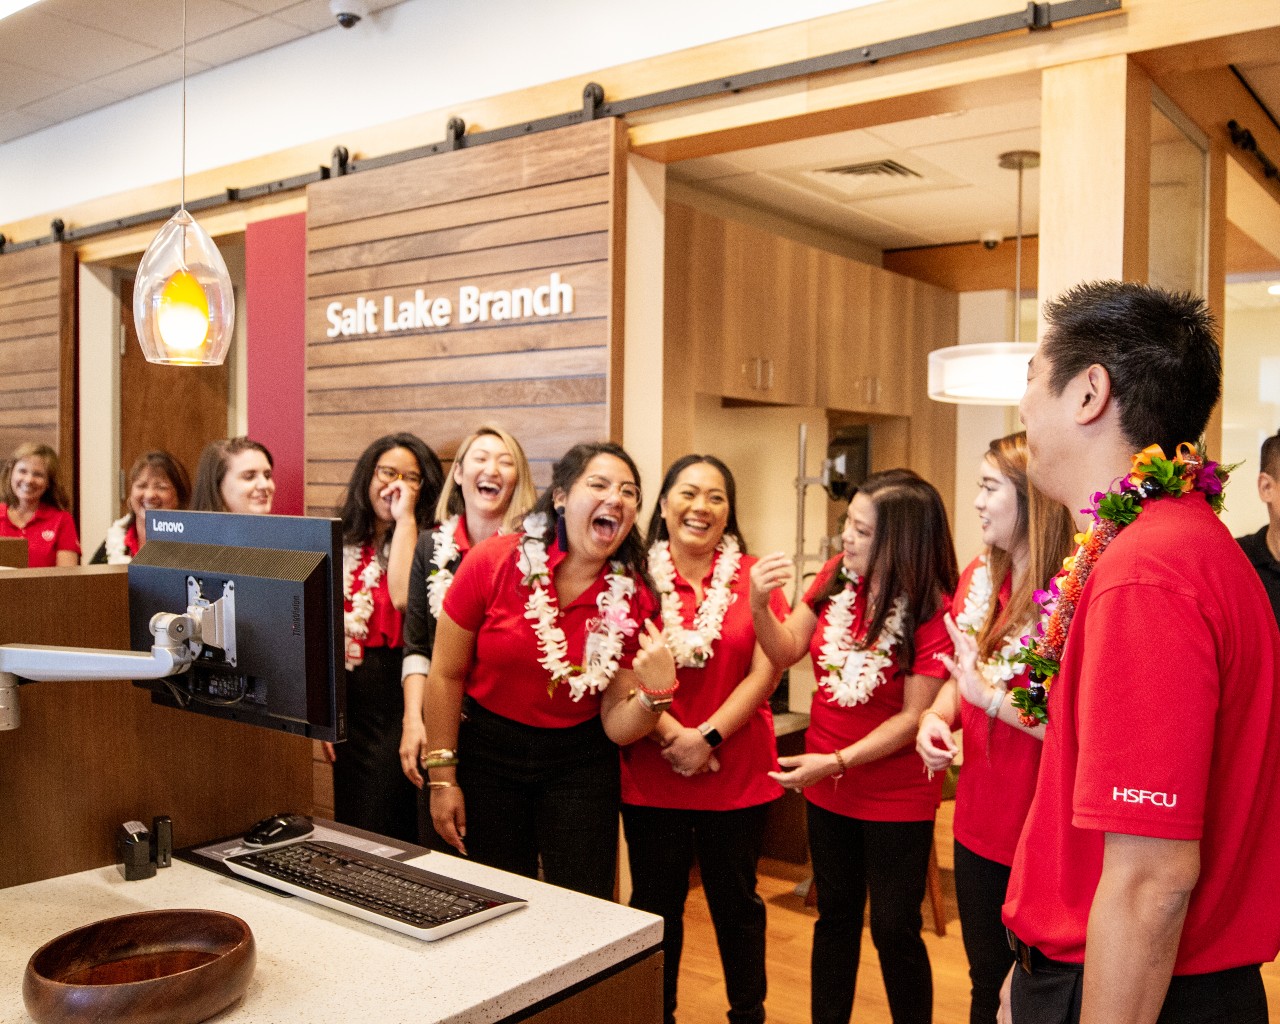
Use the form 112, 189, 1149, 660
768, 752, 837, 791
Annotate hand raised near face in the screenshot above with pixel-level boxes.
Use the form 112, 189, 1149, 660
632, 619, 677, 693
749, 552, 794, 611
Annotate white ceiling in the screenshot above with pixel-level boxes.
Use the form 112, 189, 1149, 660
0, 0, 406, 146
672, 53, 1280, 254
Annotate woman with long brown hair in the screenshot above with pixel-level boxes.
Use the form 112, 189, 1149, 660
750, 470, 958, 1024
90, 450, 190, 564
915, 432, 1074, 1024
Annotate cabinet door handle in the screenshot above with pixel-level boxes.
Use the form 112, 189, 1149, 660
872, 376, 881, 405
764, 359, 774, 390
754, 357, 763, 390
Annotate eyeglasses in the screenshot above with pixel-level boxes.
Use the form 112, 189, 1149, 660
583, 475, 640, 505
375, 465, 423, 486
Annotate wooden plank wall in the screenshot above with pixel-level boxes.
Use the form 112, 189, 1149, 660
0, 243, 76, 495
0, 566, 314, 889
303, 119, 626, 513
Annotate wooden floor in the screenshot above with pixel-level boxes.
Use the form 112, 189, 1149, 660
673, 806, 1280, 1024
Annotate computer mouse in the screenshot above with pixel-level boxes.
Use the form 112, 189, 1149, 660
243, 812, 314, 847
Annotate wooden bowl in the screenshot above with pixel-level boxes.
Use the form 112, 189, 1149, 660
23, 909, 255, 1024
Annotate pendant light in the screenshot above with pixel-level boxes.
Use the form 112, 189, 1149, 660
133, 0, 234, 366
927, 150, 1040, 405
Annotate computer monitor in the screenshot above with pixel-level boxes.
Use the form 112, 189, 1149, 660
128, 510, 346, 743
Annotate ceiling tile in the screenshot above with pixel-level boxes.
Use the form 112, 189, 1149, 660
184, 16, 307, 67
866, 99, 1040, 150
3, 12, 161, 75
272, 0, 339, 32
44, 0, 257, 49
0, 58, 78, 107
91, 51, 214, 98
0, 108, 56, 146
16, 81, 132, 127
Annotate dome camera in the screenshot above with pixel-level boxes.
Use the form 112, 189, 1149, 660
980, 229, 1003, 251
330, 0, 368, 28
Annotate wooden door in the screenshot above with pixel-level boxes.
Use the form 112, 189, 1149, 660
865, 267, 914, 416
118, 278, 229, 507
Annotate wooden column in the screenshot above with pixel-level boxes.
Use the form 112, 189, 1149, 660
1037, 55, 1151, 320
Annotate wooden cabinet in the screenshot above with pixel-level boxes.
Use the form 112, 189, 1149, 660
678, 204, 816, 406
669, 201, 956, 419
715, 218, 816, 405
814, 252, 916, 416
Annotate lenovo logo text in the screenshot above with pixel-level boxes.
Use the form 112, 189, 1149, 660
1112, 787, 1177, 808
153, 520, 184, 534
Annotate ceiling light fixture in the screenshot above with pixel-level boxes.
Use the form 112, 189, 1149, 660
928, 150, 1040, 405
132, 0, 234, 366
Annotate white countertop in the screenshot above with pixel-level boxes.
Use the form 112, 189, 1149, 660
0, 850, 662, 1023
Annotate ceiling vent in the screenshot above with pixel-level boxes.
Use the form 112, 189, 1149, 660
817, 158, 923, 180
765, 152, 965, 204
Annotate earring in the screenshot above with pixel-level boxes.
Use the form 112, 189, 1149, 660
554, 506, 569, 550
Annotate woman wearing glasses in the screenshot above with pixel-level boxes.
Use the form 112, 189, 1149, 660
423, 442, 675, 898
329, 433, 445, 842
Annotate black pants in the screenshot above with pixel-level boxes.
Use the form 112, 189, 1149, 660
457, 697, 620, 901
622, 802, 772, 1024
806, 802, 935, 1024
954, 839, 1015, 1024
1010, 952, 1267, 1024
333, 648, 419, 843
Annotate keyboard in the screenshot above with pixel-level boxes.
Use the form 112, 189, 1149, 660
225, 840, 527, 940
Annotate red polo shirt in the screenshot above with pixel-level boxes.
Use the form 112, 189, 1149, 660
951, 557, 1044, 867
801, 555, 950, 821
0, 503, 80, 567
444, 532, 656, 729
621, 549, 788, 811
1004, 494, 1280, 973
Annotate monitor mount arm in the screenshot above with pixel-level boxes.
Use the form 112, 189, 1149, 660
0, 577, 236, 732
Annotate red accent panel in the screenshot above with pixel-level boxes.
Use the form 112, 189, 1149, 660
245, 213, 306, 516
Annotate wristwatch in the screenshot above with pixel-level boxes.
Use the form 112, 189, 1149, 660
697, 722, 723, 748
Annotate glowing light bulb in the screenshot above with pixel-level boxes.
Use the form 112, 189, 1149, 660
157, 269, 210, 351
133, 209, 234, 365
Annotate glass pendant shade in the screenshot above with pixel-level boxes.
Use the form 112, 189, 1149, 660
927, 342, 1036, 405
133, 209, 234, 365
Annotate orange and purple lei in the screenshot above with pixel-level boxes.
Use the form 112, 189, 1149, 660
1010, 443, 1232, 727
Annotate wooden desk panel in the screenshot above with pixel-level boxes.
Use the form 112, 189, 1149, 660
0, 566, 313, 888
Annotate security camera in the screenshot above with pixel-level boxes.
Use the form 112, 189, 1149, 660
330, 0, 368, 28
980, 229, 1002, 251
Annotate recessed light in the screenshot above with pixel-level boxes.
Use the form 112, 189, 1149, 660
1267, 283, 1280, 296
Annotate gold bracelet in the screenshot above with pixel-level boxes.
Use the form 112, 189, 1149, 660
423, 748, 456, 761
427, 780, 458, 790
831, 748, 847, 778
918, 708, 946, 730
420, 756, 459, 768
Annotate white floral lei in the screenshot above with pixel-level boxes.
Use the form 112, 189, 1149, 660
342, 543, 384, 670
648, 537, 740, 668
427, 515, 461, 618
517, 512, 637, 701
817, 571, 907, 707
957, 557, 1028, 688
104, 513, 133, 565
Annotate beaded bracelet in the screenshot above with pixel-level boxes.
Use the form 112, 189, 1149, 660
637, 681, 679, 698
831, 748, 847, 778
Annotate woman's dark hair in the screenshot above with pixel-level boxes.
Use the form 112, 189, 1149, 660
527, 441, 651, 589
191, 437, 274, 512
338, 433, 444, 545
127, 450, 191, 512
644, 454, 747, 553
2, 442, 69, 510
1041, 281, 1221, 455
816, 469, 959, 671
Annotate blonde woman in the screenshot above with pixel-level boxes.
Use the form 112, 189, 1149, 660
1, 442, 79, 567
396, 425, 536, 843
